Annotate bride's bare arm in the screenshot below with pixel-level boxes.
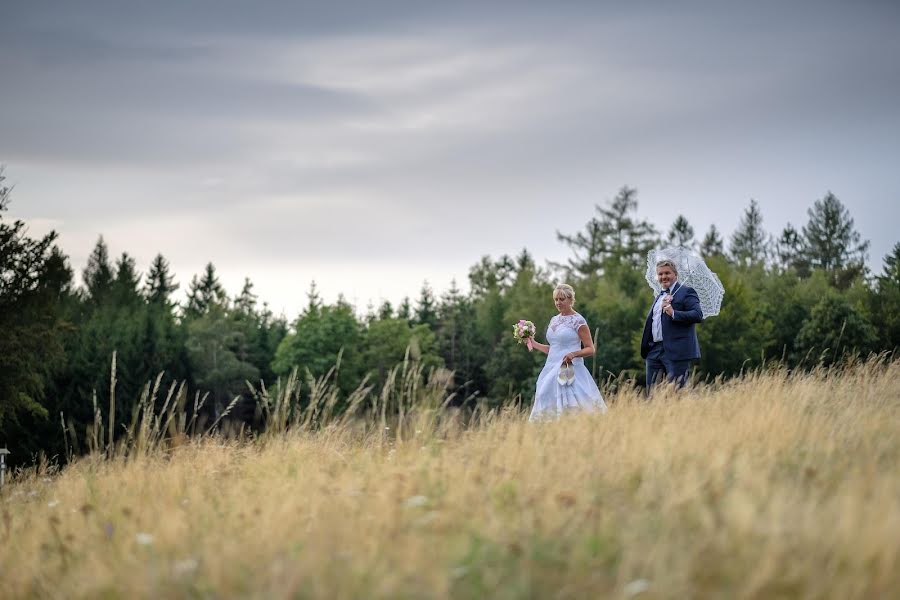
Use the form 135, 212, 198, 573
561, 325, 595, 363
528, 338, 550, 354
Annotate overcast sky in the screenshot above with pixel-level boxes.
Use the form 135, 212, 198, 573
2, 1, 899, 317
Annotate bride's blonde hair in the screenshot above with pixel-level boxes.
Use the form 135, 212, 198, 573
553, 283, 576, 305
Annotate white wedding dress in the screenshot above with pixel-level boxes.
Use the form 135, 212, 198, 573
529, 313, 607, 421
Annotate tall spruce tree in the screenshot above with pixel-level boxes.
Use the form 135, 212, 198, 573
879, 242, 900, 287
729, 199, 768, 267
596, 186, 658, 268
700, 225, 725, 258
469, 255, 515, 296
186, 303, 260, 413
869, 243, 900, 350
144, 253, 178, 306
774, 224, 808, 274
667, 215, 696, 249
397, 297, 412, 322
415, 281, 438, 329
111, 252, 142, 307
254, 302, 287, 385
305, 280, 322, 316
83, 236, 115, 305
0, 170, 71, 426
556, 218, 606, 278
234, 277, 258, 316
801, 192, 869, 286
377, 300, 394, 320
185, 262, 227, 317
557, 186, 658, 276
232, 278, 259, 368
437, 280, 464, 369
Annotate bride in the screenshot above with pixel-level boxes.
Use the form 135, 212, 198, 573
525, 283, 607, 420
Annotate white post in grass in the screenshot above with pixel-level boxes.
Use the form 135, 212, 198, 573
0, 448, 9, 487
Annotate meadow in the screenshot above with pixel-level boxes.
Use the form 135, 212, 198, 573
1, 359, 898, 599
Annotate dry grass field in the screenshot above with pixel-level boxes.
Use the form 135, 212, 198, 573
1, 360, 899, 599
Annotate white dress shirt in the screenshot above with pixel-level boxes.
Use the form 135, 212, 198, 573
652, 282, 681, 342
651, 291, 666, 342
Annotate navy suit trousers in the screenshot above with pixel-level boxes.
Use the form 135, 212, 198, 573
645, 342, 692, 392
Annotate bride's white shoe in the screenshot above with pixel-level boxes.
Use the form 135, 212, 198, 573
557, 363, 575, 385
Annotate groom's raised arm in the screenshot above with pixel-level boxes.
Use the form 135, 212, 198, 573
673, 288, 703, 323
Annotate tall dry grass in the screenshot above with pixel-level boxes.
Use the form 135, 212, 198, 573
1, 359, 899, 599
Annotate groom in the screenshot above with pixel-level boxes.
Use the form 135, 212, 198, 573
640, 259, 703, 391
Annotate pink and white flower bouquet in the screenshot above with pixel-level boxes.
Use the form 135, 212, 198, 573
512, 319, 536, 351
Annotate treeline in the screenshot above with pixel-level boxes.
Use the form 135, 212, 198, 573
1, 170, 898, 464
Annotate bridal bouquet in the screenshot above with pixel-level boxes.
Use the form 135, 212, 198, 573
513, 319, 536, 351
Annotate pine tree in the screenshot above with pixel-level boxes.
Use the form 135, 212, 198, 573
597, 186, 659, 268
254, 302, 287, 384
729, 199, 768, 267
415, 281, 438, 329
144, 253, 178, 306
436, 277, 489, 391
700, 225, 724, 258
186, 304, 260, 412
335, 293, 353, 312
802, 192, 869, 286
234, 277, 258, 316
878, 242, 900, 288
469, 255, 515, 296
438, 279, 463, 368
185, 262, 226, 317
83, 236, 114, 304
0, 169, 8, 209
667, 215, 696, 249
397, 297, 412, 322
111, 252, 142, 307
377, 300, 394, 320
0, 170, 71, 426
869, 243, 900, 351
555, 219, 605, 279
515, 248, 535, 272
231, 277, 262, 373
305, 280, 322, 316
774, 224, 808, 274
557, 186, 658, 276
363, 300, 377, 325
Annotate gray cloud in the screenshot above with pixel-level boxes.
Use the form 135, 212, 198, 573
2, 1, 899, 312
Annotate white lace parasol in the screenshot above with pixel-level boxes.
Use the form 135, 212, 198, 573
645, 246, 725, 318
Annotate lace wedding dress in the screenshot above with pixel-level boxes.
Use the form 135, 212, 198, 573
529, 313, 607, 421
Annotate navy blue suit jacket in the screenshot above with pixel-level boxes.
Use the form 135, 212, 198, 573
640, 283, 703, 360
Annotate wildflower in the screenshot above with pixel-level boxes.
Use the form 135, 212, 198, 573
624, 579, 651, 597
404, 495, 428, 508
173, 557, 199, 575
414, 511, 439, 527
135, 532, 154, 546
450, 566, 469, 579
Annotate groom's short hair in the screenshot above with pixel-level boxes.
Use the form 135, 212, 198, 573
655, 259, 678, 275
